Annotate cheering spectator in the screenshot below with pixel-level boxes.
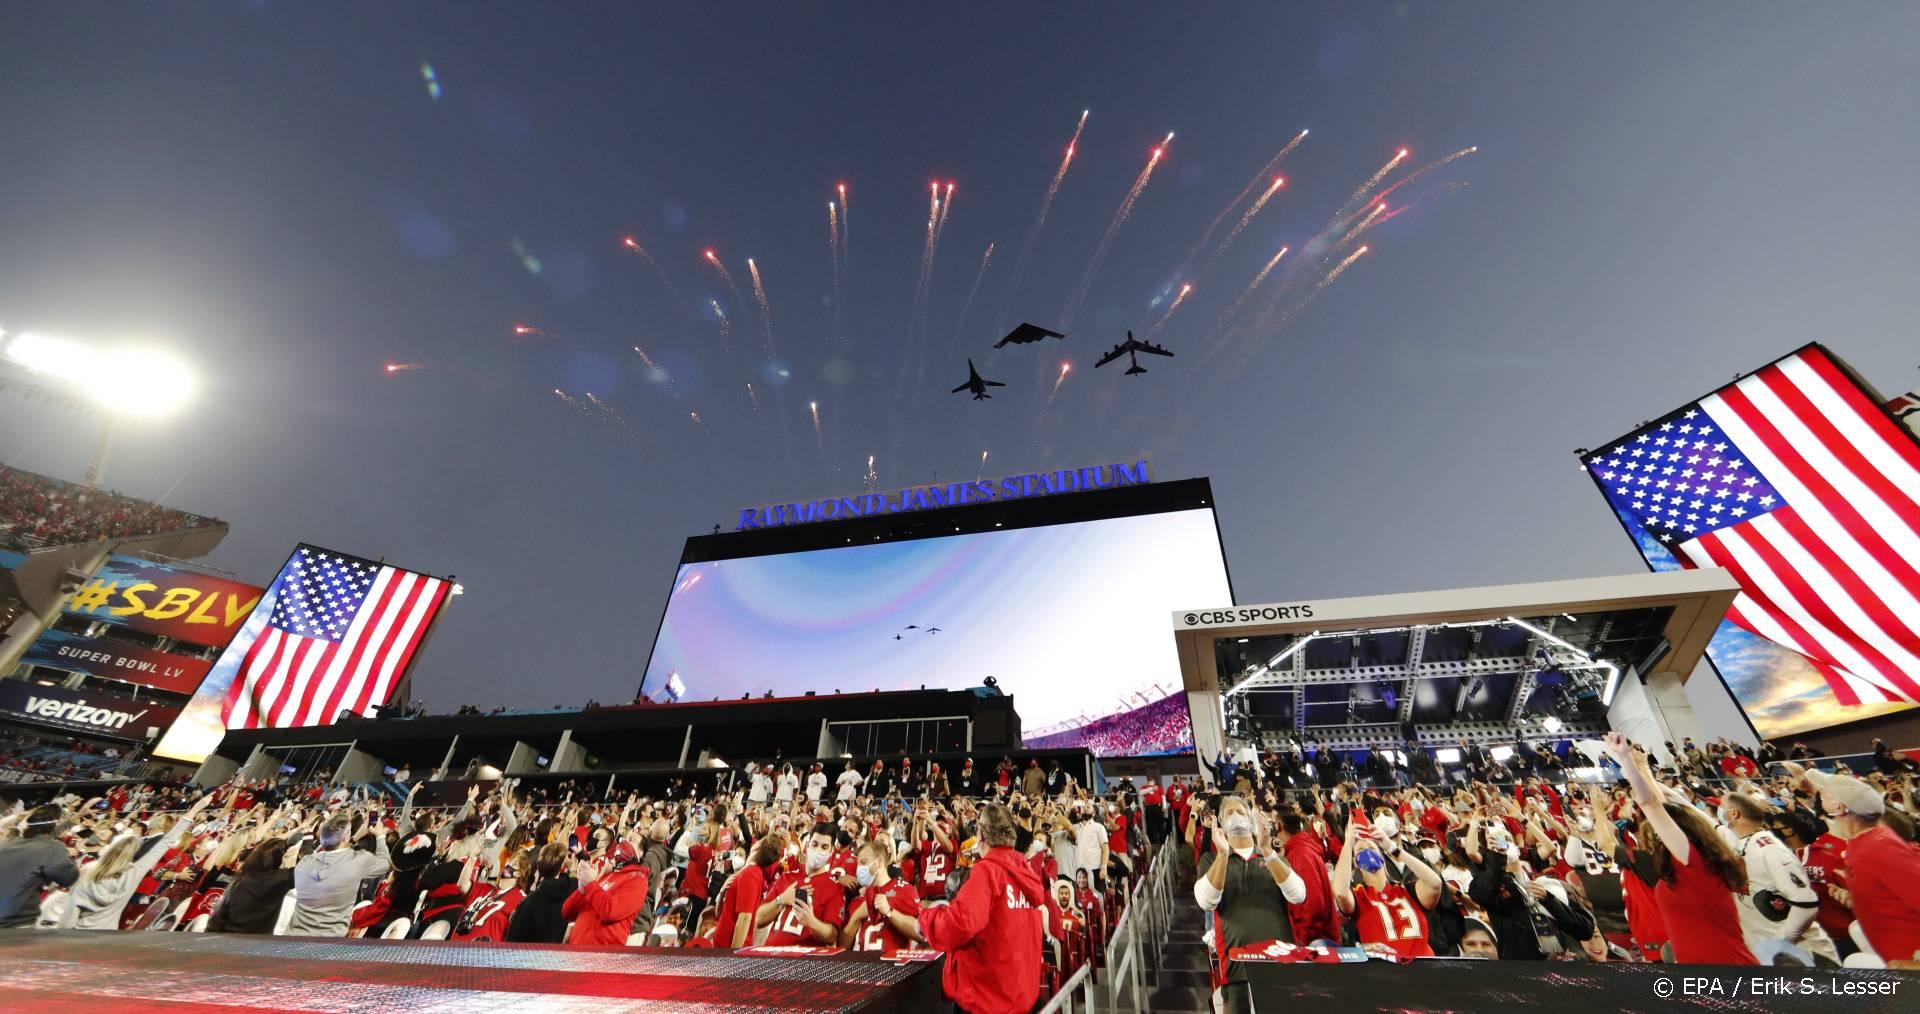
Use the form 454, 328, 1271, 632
285, 813, 392, 936
1789, 763, 1920, 967
917, 803, 1046, 1014
61, 793, 214, 929
0, 805, 79, 927
563, 840, 651, 945
1603, 732, 1756, 964
504, 842, 575, 943
207, 837, 296, 934
1195, 795, 1307, 1011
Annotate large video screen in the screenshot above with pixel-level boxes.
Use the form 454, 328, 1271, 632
639, 507, 1232, 756
1582, 345, 1919, 741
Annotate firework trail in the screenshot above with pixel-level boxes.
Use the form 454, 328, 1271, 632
828, 201, 842, 342
702, 249, 751, 317
836, 181, 850, 270
583, 392, 644, 442
1210, 176, 1285, 263
745, 381, 760, 413
620, 236, 688, 307
1374, 146, 1477, 206
1215, 246, 1289, 330
978, 449, 989, 480
1149, 284, 1193, 336
863, 454, 878, 493
552, 388, 595, 419
632, 345, 680, 398
953, 242, 994, 342
1187, 128, 1307, 265
708, 299, 732, 341
690, 411, 703, 426
747, 257, 774, 355
809, 400, 827, 465
1062, 132, 1173, 327
1337, 148, 1410, 219
909, 182, 941, 338
1335, 200, 1390, 249
511, 324, 543, 338
383, 362, 426, 374
995, 109, 1087, 331
1043, 361, 1072, 411
1316, 244, 1370, 293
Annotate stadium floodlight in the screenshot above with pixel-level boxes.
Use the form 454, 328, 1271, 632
3, 331, 197, 419
1435, 747, 1462, 764
1490, 745, 1515, 762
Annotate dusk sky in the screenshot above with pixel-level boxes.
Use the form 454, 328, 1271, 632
3, 4, 1915, 714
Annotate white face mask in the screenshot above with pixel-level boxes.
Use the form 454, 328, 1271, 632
1421, 847, 1442, 865
1577, 815, 1595, 834
806, 847, 829, 873
1374, 815, 1400, 839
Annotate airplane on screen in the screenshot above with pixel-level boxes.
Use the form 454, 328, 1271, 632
1093, 331, 1175, 375
950, 359, 1006, 400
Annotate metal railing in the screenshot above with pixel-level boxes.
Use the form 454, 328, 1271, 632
1095, 840, 1181, 1012
1035, 963, 1095, 1014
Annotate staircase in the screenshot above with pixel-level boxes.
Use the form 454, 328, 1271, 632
1144, 891, 1213, 1013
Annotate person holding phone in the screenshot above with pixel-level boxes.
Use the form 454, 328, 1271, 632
755, 823, 847, 946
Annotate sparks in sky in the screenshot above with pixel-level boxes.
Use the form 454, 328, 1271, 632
1318, 244, 1371, 291
1188, 129, 1309, 267
1063, 131, 1176, 326
384, 362, 424, 374
1149, 283, 1193, 335
997, 109, 1089, 332
1339, 148, 1411, 217
747, 256, 774, 354
512, 324, 541, 336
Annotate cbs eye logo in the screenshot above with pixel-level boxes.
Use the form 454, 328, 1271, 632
1184, 614, 1199, 625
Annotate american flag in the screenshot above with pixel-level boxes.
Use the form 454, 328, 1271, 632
221, 546, 450, 729
1586, 346, 1920, 706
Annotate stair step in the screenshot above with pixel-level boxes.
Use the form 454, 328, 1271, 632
1146, 986, 1211, 1013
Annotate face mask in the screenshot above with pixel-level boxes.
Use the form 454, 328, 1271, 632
1374, 816, 1400, 838
856, 864, 876, 888
1223, 815, 1255, 839
1355, 849, 1386, 874
1409, 799, 1426, 813
1577, 816, 1594, 834
1506, 844, 1523, 864
807, 847, 829, 872
1421, 846, 1442, 865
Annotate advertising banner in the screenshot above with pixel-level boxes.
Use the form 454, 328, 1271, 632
62, 556, 263, 648
19, 629, 212, 694
0, 679, 181, 741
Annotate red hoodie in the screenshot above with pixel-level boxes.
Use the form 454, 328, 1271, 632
919, 846, 1046, 1014
1282, 831, 1338, 944
562, 865, 651, 946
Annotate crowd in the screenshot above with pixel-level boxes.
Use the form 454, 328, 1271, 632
0, 465, 219, 552
1181, 730, 1920, 1011
1, 732, 1916, 1014
0, 753, 1157, 1014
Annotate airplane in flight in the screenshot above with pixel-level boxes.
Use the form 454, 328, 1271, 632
994, 322, 1067, 348
1093, 331, 1175, 376
950, 359, 1007, 400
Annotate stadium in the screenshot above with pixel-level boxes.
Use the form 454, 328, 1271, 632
6, 9, 1920, 1012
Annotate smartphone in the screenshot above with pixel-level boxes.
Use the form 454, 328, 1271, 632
794, 886, 811, 907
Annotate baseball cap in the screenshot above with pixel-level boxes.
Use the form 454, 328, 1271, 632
1809, 770, 1885, 818
1462, 916, 1499, 944
609, 841, 641, 866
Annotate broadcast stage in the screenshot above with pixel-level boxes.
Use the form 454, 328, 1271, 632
0, 931, 945, 1013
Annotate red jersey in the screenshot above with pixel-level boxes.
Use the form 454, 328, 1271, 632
1143, 784, 1163, 807
1798, 833, 1852, 942
1620, 847, 1669, 956
1107, 816, 1128, 858
916, 838, 956, 900
684, 843, 714, 900
761, 869, 847, 947
1843, 826, 1920, 964
1655, 850, 1756, 964
711, 863, 768, 948
1351, 883, 1433, 958
828, 847, 859, 885
452, 884, 525, 942
853, 878, 922, 956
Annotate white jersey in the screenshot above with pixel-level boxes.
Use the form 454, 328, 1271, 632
836, 769, 864, 802
749, 773, 772, 804
806, 771, 827, 803
1733, 828, 1838, 963
776, 773, 799, 803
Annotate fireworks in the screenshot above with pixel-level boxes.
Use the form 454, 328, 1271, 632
809, 400, 826, 460
747, 256, 774, 355
1218, 246, 1289, 327
1048, 361, 1072, 400
703, 248, 750, 314
1062, 132, 1175, 326
1189, 129, 1308, 265
384, 362, 425, 374
1317, 244, 1370, 291
1225, 177, 1284, 249
1149, 284, 1193, 336
1338, 148, 1410, 219
836, 182, 849, 267
1374, 146, 1478, 206
512, 324, 542, 337
997, 109, 1089, 330
710, 298, 730, 338
953, 242, 995, 341
863, 454, 878, 493
828, 200, 842, 342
